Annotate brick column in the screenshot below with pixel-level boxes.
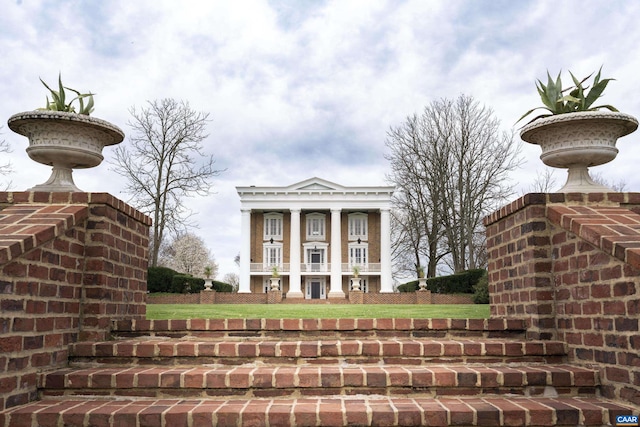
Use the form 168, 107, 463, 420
0, 192, 150, 410
486, 192, 640, 407
485, 194, 556, 340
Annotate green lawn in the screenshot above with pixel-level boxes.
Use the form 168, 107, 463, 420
146, 304, 490, 320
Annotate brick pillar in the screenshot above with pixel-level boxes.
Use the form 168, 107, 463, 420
267, 290, 283, 304
485, 194, 556, 340
349, 290, 364, 304
0, 192, 150, 410
79, 193, 150, 341
416, 290, 432, 304
486, 192, 640, 407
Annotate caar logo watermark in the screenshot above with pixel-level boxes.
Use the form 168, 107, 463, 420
616, 415, 639, 426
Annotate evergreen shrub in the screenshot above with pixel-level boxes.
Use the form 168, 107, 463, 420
397, 268, 486, 294
472, 272, 490, 304
147, 266, 178, 293
171, 274, 205, 293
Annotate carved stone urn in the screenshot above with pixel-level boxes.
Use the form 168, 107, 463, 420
7, 110, 124, 192
270, 277, 280, 291
351, 277, 361, 291
520, 111, 638, 192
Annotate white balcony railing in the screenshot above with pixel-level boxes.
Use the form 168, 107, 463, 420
249, 263, 381, 274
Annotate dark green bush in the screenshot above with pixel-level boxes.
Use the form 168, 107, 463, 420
396, 280, 419, 292
171, 274, 205, 293
147, 266, 178, 293
211, 281, 233, 292
397, 269, 486, 294
472, 272, 490, 304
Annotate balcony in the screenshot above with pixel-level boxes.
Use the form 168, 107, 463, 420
249, 263, 381, 274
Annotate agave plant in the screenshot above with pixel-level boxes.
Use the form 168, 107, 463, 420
517, 67, 618, 125
39, 73, 95, 115
352, 265, 360, 278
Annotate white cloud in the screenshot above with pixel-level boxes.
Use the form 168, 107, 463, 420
2, 0, 640, 278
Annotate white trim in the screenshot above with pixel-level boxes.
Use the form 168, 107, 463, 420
239, 209, 252, 293
263, 212, 283, 241
305, 212, 326, 241
302, 242, 329, 272
348, 242, 368, 266
263, 242, 283, 268
348, 212, 368, 241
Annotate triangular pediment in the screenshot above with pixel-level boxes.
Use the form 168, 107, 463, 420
287, 177, 344, 192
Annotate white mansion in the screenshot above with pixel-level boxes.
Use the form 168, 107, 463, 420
236, 177, 394, 299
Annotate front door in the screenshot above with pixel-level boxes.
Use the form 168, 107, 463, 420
310, 252, 321, 271
305, 278, 326, 299
311, 282, 321, 299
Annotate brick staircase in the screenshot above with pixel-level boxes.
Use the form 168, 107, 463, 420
1, 318, 637, 426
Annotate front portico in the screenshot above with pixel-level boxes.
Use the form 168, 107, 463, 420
236, 177, 394, 299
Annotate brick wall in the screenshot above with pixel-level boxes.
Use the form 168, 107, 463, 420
147, 291, 474, 305
0, 192, 150, 410
485, 192, 640, 406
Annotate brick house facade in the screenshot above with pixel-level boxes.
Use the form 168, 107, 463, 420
236, 178, 394, 299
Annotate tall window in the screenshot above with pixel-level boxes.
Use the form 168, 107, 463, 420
349, 243, 368, 266
264, 213, 283, 241
263, 243, 282, 267
306, 213, 326, 240
348, 213, 368, 241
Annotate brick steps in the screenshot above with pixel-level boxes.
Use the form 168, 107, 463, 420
68, 338, 567, 366
111, 318, 528, 340
38, 364, 599, 399
1, 396, 633, 426
2, 318, 638, 426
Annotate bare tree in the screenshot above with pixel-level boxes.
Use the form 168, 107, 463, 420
0, 127, 13, 190
386, 95, 520, 274
525, 168, 558, 194
591, 172, 627, 192
223, 272, 239, 292
524, 169, 626, 194
386, 112, 450, 278
111, 99, 224, 266
159, 232, 218, 277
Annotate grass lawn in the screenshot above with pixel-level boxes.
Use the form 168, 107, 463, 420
146, 304, 490, 320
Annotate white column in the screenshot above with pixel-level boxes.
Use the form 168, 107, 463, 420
329, 208, 345, 298
380, 208, 393, 293
238, 208, 252, 293
287, 208, 304, 298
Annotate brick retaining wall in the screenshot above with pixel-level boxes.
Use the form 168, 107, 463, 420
485, 192, 640, 407
147, 290, 474, 305
0, 192, 150, 411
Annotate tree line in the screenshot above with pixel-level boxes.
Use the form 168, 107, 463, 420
386, 94, 520, 279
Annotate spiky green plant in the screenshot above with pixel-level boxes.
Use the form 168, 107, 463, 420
518, 67, 618, 125
352, 265, 360, 278
39, 73, 95, 115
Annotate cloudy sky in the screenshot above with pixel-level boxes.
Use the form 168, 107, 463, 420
1, 0, 639, 279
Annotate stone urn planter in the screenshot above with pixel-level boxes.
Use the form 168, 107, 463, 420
351, 277, 361, 291
203, 279, 213, 291
7, 110, 124, 192
521, 112, 638, 192
418, 278, 427, 291
269, 277, 280, 291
